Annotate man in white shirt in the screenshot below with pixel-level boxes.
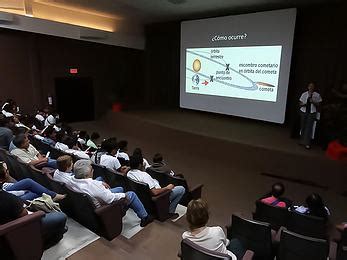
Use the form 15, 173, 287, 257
99, 138, 129, 174
127, 156, 185, 215
11, 134, 57, 168
299, 82, 322, 149
62, 159, 153, 227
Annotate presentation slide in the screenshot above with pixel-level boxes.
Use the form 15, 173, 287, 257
186, 46, 282, 102
180, 9, 296, 123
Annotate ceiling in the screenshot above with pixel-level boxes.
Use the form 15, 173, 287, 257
0, 0, 341, 32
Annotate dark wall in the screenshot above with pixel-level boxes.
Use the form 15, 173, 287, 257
0, 29, 144, 117
144, 3, 347, 124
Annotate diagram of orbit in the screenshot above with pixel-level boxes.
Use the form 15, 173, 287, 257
186, 49, 275, 91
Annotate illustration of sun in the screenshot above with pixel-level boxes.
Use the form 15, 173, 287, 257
193, 59, 201, 72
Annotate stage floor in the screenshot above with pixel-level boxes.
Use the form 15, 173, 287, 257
125, 108, 323, 158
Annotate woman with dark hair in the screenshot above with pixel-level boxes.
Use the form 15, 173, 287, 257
133, 148, 151, 169
293, 193, 330, 221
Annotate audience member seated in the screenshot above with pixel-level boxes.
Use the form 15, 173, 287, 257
133, 147, 151, 169
291, 193, 330, 221
77, 130, 88, 147
11, 133, 58, 168
148, 153, 182, 177
53, 155, 74, 183
117, 140, 130, 161
182, 199, 239, 260
44, 112, 57, 127
86, 132, 100, 149
127, 155, 185, 215
55, 133, 90, 159
99, 138, 129, 174
0, 189, 68, 248
35, 108, 46, 125
91, 137, 113, 164
0, 161, 65, 201
260, 182, 288, 208
42, 126, 57, 146
0, 115, 14, 150
58, 159, 153, 227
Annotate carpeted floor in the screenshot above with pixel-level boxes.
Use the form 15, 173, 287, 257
66, 110, 346, 260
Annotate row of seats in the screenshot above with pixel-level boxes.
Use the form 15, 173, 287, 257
180, 214, 334, 260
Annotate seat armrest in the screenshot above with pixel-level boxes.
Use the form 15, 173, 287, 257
152, 190, 171, 221
94, 199, 125, 240
0, 211, 45, 235
242, 250, 254, 260
274, 226, 287, 242
189, 184, 203, 199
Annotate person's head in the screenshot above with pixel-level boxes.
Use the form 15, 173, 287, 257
186, 199, 209, 230
306, 193, 324, 212
90, 132, 100, 142
57, 155, 73, 172
45, 125, 56, 140
73, 159, 93, 179
133, 148, 143, 157
13, 133, 29, 149
12, 127, 28, 136
129, 155, 143, 170
78, 131, 87, 140
0, 161, 10, 182
153, 153, 163, 164
0, 114, 14, 128
2, 103, 13, 113
307, 82, 315, 93
103, 138, 118, 155
62, 135, 78, 149
271, 183, 285, 198
117, 140, 128, 151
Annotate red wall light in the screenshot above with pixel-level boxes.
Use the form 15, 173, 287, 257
69, 68, 78, 74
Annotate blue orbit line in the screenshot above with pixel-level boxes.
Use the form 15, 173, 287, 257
187, 50, 258, 91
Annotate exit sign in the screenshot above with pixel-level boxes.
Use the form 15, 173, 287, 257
69, 68, 78, 74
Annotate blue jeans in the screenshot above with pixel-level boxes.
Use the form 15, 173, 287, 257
109, 187, 148, 219
46, 158, 58, 169
169, 186, 185, 213
41, 212, 67, 248
5, 178, 57, 201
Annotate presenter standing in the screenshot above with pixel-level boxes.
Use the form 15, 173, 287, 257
299, 82, 322, 149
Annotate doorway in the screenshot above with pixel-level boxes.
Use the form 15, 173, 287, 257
55, 77, 95, 122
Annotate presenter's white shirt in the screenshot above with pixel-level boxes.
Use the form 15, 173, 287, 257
182, 226, 237, 260
299, 91, 322, 113
100, 154, 121, 171
65, 177, 125, 204
127, 169, 161, 189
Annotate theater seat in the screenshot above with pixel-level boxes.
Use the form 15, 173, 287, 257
180, 239, 254, 260
253, 200, 289, 231
146, 168, 203, 206
0, 211, 45, 260
278, 229, 329, 260
127, 178, 171, 221
227, 215, 274, 260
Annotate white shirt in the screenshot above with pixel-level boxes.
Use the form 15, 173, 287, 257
11, 144, 39, 163
35, 114, 45, 122
299, 91, 322, 113
44, 115, 56, 126
182, 227, 237, 260
55, 142, 90, 159
2, 110, 13, 117
127, 169, 161, 189
118, 151, 129, 161
143, 158, 151, 169
65, 177, 125, 204
53, 169, 74, 185
100, 154, 121, 171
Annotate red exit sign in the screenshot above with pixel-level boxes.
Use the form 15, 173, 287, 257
69, 68, 78, 74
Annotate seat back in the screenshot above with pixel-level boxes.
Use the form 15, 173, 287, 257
0, 211, 45, 260
181, 239, 231, 260
227, 215, 272, 260
127, 178, 155, 214
287, 210, 327, 239
92, 164, 129, 190
279, 229, 329, 260
253, 201, 289, 230
28, 136, 51, 154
